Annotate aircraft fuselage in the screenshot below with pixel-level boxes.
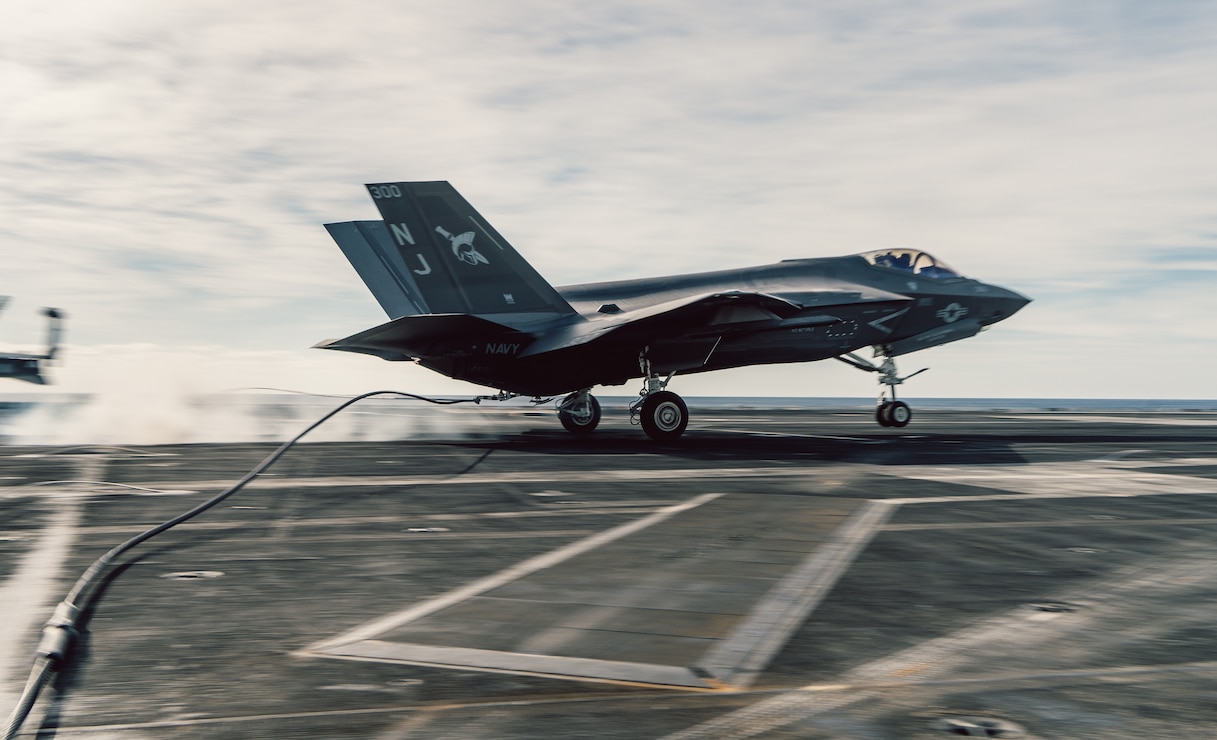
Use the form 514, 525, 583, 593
319, 181, 1030, 439
415, 255, 1027, 397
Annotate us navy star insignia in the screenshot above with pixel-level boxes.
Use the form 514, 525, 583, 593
936, 302, 969, 323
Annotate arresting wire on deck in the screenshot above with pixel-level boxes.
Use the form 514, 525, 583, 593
3, 389, 487, 740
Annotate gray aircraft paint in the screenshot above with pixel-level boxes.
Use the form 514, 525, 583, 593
363, 181, 575, 318
316, 182, 1029, 399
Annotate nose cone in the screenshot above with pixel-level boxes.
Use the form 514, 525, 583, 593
978, 285, 1031, 326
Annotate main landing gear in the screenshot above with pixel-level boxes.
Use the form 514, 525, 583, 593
554, 379, 690, 442
630, 353, 689, 441
554, 351, 692, 441
836, 347, 927, 429
557, 389, 601, 434
555, 381, 689, 441
633, 385, 688, 441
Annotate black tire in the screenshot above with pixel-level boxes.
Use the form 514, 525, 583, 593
559, 393, 601, 434
640, 391, 688, 441
876, 402, 893, 427
887, 400, 912, 427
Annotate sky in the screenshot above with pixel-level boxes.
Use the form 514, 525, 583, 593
2, 0, 1216, 401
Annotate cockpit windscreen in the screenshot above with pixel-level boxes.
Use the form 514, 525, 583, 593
860, 249, 963, 279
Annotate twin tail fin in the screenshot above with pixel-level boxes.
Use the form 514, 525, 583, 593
326, 182, 573, 321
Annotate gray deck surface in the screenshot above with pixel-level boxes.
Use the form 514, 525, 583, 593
3, 406, 1217, 738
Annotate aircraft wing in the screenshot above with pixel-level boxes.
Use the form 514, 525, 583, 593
520, 286, 909, 359
764, 288, 909, 309
516, 291, 790, 358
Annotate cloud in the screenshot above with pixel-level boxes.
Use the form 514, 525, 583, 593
2, 0, 1215, 398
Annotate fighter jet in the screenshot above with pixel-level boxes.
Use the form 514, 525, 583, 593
0, 298, 65, 385
316, 181, 1029, 440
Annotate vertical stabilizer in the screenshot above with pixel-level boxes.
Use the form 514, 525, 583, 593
361, 181, 575, 318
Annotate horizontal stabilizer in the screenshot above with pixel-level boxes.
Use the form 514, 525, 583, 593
315, 313, 524, 361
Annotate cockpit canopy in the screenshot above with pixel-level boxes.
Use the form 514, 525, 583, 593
860, 249, 963, 279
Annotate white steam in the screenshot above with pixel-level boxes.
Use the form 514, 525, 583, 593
0, 345, 504, 445
2, 393, 500, 446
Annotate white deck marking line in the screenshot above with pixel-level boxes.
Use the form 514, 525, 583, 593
304, 492, 724, 653
70, 506, 679, 536
877, 463, 1216, 500
0, 498, 81, 711
664, 549, 1217, 739
997, 414, 1217, 426
884, 517, 1217, 531
0, 468, 833, 498
695, 500, 894, 688
885, 488, 1217, 505
0, 459, 105, 712
320, 640, 714, 690
10, 459, 1207, 501
4, 686, 732, 734
35, 661, 1217, 736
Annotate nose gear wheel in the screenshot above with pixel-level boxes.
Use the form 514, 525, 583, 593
876, 400, 911, 428
837, 346, 925, 429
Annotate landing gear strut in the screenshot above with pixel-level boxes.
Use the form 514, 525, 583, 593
557, 389, 601, 434
630, 351, 688, 441
837, 346, 926, 429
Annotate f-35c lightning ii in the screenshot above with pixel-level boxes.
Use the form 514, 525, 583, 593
316, 181, 1030, 440
0, 299, 65, 385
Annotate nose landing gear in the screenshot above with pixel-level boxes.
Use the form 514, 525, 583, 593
837, 347, 927, 429
876, 398, 911, 428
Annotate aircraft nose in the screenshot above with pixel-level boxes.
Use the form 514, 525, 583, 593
979, 285, 1031, 325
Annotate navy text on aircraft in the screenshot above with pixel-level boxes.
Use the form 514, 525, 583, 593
316, 182, 1029, 440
